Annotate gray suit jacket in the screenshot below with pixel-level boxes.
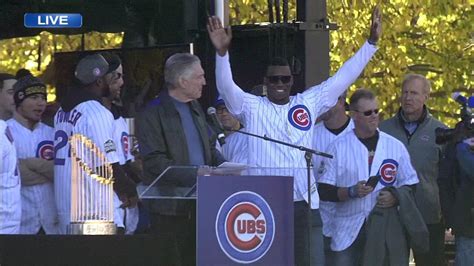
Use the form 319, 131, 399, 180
363, 186, 428, 266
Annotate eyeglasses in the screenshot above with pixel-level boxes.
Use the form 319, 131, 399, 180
355, 109, 380, 116
267, 75, 292, 84
216, 107, 229, 114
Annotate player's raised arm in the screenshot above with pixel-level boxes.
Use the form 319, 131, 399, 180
207, 16, 247, 116
303, 5, 382, 116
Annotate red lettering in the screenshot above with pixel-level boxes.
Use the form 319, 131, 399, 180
298, 113, 308, 121
237, 220, 246, 234
237, 219, 266, 234
256, 220, 266, 234
247, 220, 256, 233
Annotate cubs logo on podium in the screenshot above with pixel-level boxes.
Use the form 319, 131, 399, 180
378, 159, 399, 186
288, 105, 311, 131
216, 191, 275, 264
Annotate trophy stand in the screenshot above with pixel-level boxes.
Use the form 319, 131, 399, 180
68, 134, 116, 235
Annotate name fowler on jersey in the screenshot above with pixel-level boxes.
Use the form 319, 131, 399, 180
288, 104, 311, 131
55, 109, 83, 126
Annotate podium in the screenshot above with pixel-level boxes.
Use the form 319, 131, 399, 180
140, 166, 295, 265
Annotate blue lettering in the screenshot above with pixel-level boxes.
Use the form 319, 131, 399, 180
56, 109, 83, 126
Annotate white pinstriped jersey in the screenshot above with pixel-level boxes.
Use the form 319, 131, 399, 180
318, 130, 419, 251
312, 118, 354, 237
216, 42, 377, 208
112, 116, 138, 234
7, 119, 59, 234
0, 120, 21, 234
216, 132, 248, 164
54, 100, 119, 233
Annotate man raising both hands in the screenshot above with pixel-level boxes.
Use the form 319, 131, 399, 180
207, 6, 382, 266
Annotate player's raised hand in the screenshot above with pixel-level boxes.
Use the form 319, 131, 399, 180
207, 16, 232, 56
368, 5, 382, 45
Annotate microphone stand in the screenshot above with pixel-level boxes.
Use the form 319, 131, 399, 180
231, 129, 332, 265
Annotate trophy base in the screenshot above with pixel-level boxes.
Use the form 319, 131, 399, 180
68, 221, 116, 235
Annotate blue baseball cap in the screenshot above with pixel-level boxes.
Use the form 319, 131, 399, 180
214, 95, 225, 107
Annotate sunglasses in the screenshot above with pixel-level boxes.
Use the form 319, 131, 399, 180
355, 109, 380, 116
216, 107, 229, 114
267, 75, 292, 84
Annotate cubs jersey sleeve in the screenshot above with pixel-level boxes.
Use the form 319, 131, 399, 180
54, 100, 119, 233
113, 116, 135, 165
215, 43, 377, 209
220, 132, 248, 164
0, 120, 21, 234
112, 116, 138, 234
318, 130, 419, 251
6, 119, 58, 234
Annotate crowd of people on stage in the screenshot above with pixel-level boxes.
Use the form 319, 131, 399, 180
0, 5, 472, 266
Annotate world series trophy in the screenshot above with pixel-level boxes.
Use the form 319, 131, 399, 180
68, 134, 116, 235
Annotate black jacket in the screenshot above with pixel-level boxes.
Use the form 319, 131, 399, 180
136, 90, 225, 185
438, 141, 474, 237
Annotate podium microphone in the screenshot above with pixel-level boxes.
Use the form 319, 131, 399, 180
207, 107, 226, 146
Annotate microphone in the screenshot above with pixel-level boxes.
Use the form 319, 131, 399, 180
207, 107, 226, 146
468, 96, 474, 108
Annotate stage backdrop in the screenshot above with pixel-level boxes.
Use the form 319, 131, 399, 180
54, 43, 191, 117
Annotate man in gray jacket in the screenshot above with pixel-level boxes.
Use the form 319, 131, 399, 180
380, 74, 446, 266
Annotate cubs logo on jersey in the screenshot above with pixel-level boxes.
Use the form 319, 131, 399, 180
288, 105, 311, 131
36, 140, 54, 160
121, 132, 129, 161
215, 191, 275, 264
377, 159, 398, 186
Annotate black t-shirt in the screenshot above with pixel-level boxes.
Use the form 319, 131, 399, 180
358, 131, 379, 172
325, 116, 351, 135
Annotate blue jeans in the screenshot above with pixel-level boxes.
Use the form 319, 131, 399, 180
456, 236, 474, 266
332, 225, 366, 266
294, 201, 324, 266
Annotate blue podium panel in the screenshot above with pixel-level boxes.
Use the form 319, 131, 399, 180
197, 175, 293, 265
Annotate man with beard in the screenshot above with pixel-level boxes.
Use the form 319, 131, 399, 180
100, 52, 140, 235
318, 89, 419, 265
7, 74, 59, 234
53, 53, 137, 234
207, 6, 382, 265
